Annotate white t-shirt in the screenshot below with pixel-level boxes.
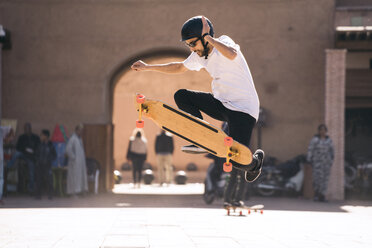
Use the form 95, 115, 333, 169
183, 35, 260, 121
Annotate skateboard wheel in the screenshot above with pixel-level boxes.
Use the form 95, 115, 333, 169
136, 120, 144, 128
260, 210, 263, 214
239, 211, 243, 216
136, 94, 145, 104
248, 210, 251, 214
224, 137, 233, 147
223, 162, 232, 172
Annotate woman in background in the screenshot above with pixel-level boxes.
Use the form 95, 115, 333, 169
307, 124, 334, 202
127, 129, 147, 188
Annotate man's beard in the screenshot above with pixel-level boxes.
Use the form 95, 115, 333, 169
196, 47, 210, 58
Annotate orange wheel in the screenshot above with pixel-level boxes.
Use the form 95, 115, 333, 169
223, 162, 232, 172
136, 120, 144, 128
260, 210, 263, 214
224, 137, 233, 147
136, 94, 145, 104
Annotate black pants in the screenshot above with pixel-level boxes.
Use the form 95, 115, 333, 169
35, 164, 53, 198
174, 89, 256, 203
132, 158, 145, 183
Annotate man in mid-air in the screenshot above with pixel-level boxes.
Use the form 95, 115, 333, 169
131, 15, 264, 208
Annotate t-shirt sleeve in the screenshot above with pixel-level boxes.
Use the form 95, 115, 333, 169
218, 35, 240, 51
183, 52, 203, 71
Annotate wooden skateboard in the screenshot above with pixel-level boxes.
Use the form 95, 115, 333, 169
225, 204, 264, 216
134, 94, 253, 172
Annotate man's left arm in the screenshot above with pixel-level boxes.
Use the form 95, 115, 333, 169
204, 35, 237, 60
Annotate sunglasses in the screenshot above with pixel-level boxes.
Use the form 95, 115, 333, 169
185, 38, 200, 48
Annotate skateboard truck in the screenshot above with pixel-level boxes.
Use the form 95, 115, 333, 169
136, 94, 145, 128
223, 137, 236, 172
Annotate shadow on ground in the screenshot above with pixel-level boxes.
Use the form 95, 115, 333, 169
2, 190, 372, 213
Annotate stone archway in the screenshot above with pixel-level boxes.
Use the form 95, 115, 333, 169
109, 49, 222, 176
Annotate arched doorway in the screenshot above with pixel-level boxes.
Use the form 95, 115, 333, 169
110, 49, 222, 180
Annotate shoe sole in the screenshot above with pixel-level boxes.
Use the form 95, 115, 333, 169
181, 148, 208, 154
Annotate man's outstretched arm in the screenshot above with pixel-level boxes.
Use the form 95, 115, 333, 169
131, 60, 188, 74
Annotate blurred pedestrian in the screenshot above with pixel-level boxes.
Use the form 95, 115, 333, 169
1, 126, 15, 203
0, 126, 8, 204
127, 129, 147, 188
35, 130, 56, 200
307, 124, 334, 202
155, 130, 174, 186
12, 123, 40, 194
66, 124, 88, 197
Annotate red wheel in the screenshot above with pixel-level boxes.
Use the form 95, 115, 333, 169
136, 94, 145, 104
136, 120, 144, 128
248, 210, 251, 214
224, 137, 233, 147
260, 210, 263, 214
227, 210, 230, 216
239, 211, 243, 216
223, 162, 232, 172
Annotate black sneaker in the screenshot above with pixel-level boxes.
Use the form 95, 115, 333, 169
245, 149, 265, 182
181, 144, 207, 154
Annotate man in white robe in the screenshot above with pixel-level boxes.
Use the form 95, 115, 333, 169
66, 124, 88, 195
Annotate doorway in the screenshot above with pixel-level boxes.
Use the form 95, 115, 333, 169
111, 52, 221, 177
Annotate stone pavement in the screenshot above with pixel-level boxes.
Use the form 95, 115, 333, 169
1, 183, 372, 248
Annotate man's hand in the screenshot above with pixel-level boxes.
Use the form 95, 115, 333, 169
201, 16, 210, 36
131, 60, 148, 71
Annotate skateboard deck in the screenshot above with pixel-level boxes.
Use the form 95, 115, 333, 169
225, 204, 264, 216
134, 94, 253, 170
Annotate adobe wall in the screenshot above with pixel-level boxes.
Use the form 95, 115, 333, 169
0, 0, 335, 169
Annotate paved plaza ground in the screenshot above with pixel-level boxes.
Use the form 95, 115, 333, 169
1, 183, 372, 248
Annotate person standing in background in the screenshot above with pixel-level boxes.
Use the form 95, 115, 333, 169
127, 129, 148, 188
66, 124, 88, 197
35, 130, 56, 200
15, 123, 40, 194
155, 130, 174, 186
0, 127, 5, 204
307, 124, 334, 202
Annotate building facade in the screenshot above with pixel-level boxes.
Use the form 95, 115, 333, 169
1, 0, 371, 199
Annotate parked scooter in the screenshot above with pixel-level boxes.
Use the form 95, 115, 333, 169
253, 155, 307, 197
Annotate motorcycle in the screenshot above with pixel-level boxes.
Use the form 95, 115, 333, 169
345, 154, 372, 199
253, 155, 307, 197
